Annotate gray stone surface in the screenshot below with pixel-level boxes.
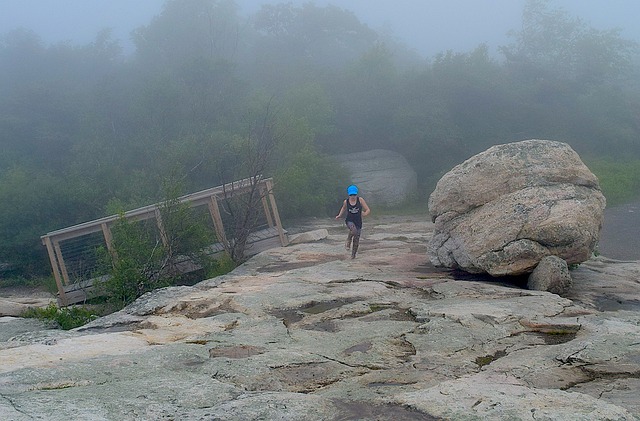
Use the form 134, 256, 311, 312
0, 215, 638, 421
0, 296, 54, 317
428, 139, 606, 276
333, 149, 417, 206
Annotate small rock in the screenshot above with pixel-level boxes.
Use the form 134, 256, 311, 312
288, 229, 329, 245
527, 255, 572, 295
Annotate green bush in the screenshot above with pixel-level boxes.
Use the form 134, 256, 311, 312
95, 183, 224, 310
22, 303, 98, 330
206, 253, 237, 278
96, 215, 171, 309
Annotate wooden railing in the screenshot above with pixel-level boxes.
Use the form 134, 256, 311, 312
41, 177, 287, 306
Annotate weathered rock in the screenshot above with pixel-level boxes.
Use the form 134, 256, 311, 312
0, 297, 53, 317
333, 149, 417, 206
0, 216, 638, 421
288, 229, 328, 245
527, 255, 572, 294
0, 317, 53, 345
428, 139, 606, 276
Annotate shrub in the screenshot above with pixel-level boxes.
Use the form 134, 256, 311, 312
22, 303, 98, 330
96, 184, 219, 310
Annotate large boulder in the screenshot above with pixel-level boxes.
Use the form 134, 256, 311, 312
428, 139, 606, 276
333, 149, 417, 206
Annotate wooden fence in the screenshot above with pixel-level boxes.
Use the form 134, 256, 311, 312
41, 177, 288, 306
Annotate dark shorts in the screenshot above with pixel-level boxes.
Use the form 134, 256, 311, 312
346, 221, 361, 234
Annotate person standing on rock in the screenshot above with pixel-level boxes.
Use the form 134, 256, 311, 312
335, 184, 370, 259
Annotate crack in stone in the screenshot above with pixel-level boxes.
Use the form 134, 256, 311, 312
312, 353, 378, 370
560, 366, 640, 391
1, 394, 31, 418
328, 278, 371, 284
471, 313, 498, 326
475, 349, 508, 368
556, 344, 590, 365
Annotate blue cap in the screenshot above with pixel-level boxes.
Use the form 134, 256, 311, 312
347, 185, 358, 195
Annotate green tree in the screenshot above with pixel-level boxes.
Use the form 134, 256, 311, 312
271, 84, 344, 218
0, 167, 92, 276
329, 44, 399, 151
132, 0, 243, 67
251, 2, 378, 91
501, 0, 637, 87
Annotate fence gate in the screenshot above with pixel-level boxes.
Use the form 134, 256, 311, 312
41, 177, 288, 306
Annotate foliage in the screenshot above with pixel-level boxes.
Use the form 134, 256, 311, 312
587, 158, 640, 206
132, 0, 242, 66
1, 0, 640, 278
0, 276, 59, 297
0, 167, 94, 276
501, 0, 638, 87
97, 181, 218, 309
330, 44, 399, 152
206, 252, 237, 278
22, 303, 98, 330
97, 215, 170, 309
251, 2, 378, 90
274, 150, 346, 219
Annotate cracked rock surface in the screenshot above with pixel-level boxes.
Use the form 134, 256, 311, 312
1, 215, 639, 420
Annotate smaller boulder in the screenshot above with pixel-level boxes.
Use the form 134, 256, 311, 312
527, 256, 572, 295
289, 229, 329, 245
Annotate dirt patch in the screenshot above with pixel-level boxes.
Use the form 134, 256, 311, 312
271, 299, 362, 328
331, 400, 439, 421
255, 361, 362, 393
209, 345, 266, 359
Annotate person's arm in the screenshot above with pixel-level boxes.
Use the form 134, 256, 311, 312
360, 198, 371, 217
335, 200, 347, 219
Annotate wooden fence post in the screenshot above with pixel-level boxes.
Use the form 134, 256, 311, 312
260, 182, 274, 228
43, 236, 67, 306
208, 195, 229, 249
52, 239, 71, 286
265, 179, 288, 246
154, 208, 170, 248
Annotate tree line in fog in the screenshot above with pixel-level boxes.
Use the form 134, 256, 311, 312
1, 0, 640, 276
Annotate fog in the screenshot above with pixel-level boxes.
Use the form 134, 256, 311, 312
2, 0, 640, 58
2, 0, 640, 276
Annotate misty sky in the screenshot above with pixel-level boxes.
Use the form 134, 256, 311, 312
1, 0, 639, 58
